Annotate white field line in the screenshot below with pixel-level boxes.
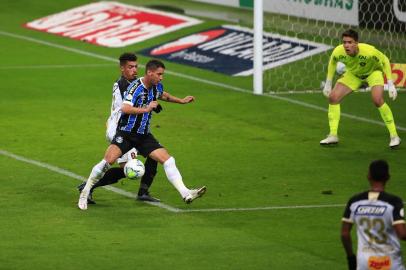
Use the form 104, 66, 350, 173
0, 149, 180, 213
0, 149, 346, 213
1, 30, 405, 131
0, 64, 115, 69
182, 204, 345, 213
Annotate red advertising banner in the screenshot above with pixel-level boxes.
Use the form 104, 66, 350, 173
24, 2, 201, 47
390, 63, 406, 88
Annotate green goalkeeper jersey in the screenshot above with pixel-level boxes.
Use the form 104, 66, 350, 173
327, 43, 392, 81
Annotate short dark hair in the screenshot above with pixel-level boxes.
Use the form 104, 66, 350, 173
119, 52, 137, 66
369, 160, 390, 182
342, 29, 359, 42
146, 59, 165, 72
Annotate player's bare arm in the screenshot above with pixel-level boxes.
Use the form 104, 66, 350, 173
160, 91, 195, 104
121, 102, 158, 114
341, 222, 355, 256
394, 223, 406, 240
341, 221, 356, 270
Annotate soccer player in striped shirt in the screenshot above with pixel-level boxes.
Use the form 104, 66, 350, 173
341, 160, 406, 270
78, 59, 206, 210
77, 53, 160, 203
320, 29, 401, 148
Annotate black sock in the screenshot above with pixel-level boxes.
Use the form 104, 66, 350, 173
92, 167, 125, 190
138, 157, 158, 196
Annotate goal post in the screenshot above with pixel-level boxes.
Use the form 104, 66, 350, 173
261, 0, 406, 93
253, 0, 263, 95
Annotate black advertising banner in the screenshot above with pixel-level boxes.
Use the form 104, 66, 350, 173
141, 25, 331, 76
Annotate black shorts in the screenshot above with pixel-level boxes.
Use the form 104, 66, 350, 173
111, 131, 164, 157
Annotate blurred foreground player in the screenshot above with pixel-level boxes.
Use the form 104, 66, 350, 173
341, 160, 406, 270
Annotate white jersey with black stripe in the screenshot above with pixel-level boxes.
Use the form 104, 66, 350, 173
106, 76, 135, 142
342, 191, 405, 270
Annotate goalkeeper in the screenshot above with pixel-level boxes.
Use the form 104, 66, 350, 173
320, 29, 401, 148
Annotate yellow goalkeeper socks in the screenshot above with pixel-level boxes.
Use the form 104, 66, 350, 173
328, 104, 340, 136
378, 103, 398, 137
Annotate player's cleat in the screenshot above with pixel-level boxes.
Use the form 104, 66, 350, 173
136, 192, 161, 203
77, 182, 96, 204
183, 186, 207, 204
389, 136, 401, 148
320, 135, 339, 145
78, 189, 90, 210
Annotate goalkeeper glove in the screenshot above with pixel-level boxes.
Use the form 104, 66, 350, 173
153, 104, 163, 113
323, 80, 332, 98
387, 80, 397, 101
347, 255, 356, 270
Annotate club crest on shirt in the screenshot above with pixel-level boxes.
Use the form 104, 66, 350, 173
115, 136, 123, 144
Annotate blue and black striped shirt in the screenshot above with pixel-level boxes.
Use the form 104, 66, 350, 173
118, 77, 163, 135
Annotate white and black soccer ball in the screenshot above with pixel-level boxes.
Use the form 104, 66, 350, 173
336, 62, 346, 75
124, 159, 145, 179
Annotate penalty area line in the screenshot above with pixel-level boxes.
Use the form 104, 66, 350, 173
1, 149, 345, 213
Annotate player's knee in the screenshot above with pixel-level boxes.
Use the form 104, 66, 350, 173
150, 148, 170, 164
163, 156, 176, 168
372, 97, 384, 107
329, 94, 340, 104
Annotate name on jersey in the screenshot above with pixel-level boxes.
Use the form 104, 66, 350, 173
355, 205, 387, 216
141, 25, 331, 76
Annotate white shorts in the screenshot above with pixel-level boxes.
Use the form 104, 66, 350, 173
117, 148, 138, 164
106, 120, 138, 164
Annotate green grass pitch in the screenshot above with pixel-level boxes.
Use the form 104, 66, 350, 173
0, 0, 405, 269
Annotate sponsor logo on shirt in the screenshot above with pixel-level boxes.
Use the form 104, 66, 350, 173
355, 205, 387, 216
368, 256, 391, 270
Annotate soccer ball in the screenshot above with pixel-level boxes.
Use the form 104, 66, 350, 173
336, 61, 346, 75
124, 159, 145, 179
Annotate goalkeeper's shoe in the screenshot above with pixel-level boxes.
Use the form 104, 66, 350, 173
320, 135, 339, 145
183, 186, 206, 204
77, 182, 96, 204
389, 136, 401, 148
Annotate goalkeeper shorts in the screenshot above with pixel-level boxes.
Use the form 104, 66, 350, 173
337, 70, 384, 91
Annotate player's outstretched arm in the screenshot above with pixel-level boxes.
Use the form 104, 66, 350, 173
160, 91, 195, 104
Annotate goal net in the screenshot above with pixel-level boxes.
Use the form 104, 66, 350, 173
262, 0, 406, 93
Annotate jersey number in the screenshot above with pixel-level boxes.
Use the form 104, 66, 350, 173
359, 218, 388, 244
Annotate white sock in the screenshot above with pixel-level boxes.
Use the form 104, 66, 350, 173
163, 157, 189, 198
83, 159, 111, 192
